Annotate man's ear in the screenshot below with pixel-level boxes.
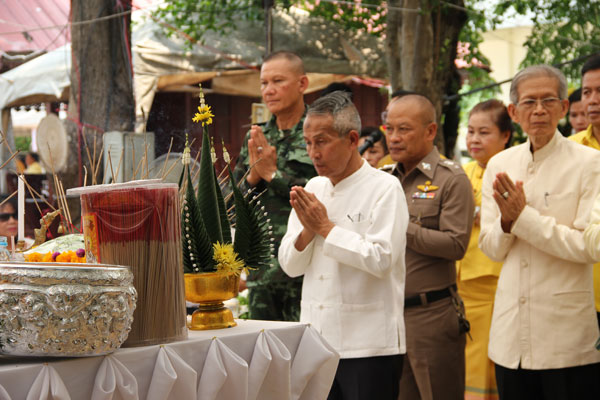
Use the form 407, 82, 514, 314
507, 103, 519, 124
425, 122, 438, 142
298, 75, 309, 93
348, 130, 360, 147
559, 98, 569, 119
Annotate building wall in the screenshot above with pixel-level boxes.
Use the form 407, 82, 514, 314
479, 26, 533, 104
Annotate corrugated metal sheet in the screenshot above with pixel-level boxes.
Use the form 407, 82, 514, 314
0, 0, 70, 53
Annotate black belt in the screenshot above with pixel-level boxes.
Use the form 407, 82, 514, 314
404, 285, 456, 308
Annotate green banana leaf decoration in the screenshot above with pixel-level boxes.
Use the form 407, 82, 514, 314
214, 166, 232, 244
181, 163, 214, 273
228, 167, 274, 271
196, 129, 223, 245
179, 84, 273, 275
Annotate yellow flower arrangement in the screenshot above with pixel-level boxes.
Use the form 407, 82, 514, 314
191, 90, 214, 126
25, 252, 43, 262
25, 250, 86, 263
23, 234, 87, 263
212, 242, 245, 276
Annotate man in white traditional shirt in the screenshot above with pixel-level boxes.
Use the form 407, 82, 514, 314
279, 91, 409, 400
479, 65, 600, 399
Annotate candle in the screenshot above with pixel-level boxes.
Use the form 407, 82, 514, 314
18, 175, 24, 241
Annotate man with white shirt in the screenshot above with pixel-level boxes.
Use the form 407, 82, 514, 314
279, 91, 408, 399
479, 64, 600, 399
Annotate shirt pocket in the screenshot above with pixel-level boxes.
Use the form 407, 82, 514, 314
549, 290, 597, 356
334, 214, 370, 236
340, 301, 390, 351
408, 198, 441, 230
541, 192, 577, 226
304, 301, 342, 350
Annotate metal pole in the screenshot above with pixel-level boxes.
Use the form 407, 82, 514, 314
264, 0, 273, 55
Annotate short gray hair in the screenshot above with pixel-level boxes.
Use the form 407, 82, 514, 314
510, 65, 568, 104
307, 91, 361, 136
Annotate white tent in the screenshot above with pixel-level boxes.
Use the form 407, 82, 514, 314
0, 44, 70, 130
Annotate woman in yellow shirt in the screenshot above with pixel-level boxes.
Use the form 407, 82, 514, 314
458, 99, 512, 400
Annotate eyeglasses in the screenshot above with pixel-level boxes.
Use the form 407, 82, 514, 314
0, 212, 17, 222
517, 97, 561, 110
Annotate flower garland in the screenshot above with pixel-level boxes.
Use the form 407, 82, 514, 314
25, 249, 86, 263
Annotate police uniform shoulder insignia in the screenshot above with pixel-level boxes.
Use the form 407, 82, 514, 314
379, 163, 395, 172
440, 158, 464, 172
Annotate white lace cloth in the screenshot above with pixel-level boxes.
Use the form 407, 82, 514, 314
0, 320, 339, 400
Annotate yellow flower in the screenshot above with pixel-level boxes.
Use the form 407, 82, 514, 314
56, 251, 77, 263
42, 252, 53, 262
212, 242, 245, 275
25, 252, 42, 262
192, 105, 214, 126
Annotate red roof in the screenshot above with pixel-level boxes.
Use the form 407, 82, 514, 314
0, 0, 159, 54
0, 0, 70, 53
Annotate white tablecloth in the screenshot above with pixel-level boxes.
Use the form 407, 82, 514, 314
0, 320, 339, 400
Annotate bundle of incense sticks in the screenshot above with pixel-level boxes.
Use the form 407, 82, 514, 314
68, 180, 187, 347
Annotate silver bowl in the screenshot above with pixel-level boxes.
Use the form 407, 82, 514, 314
0, 262, 137, 357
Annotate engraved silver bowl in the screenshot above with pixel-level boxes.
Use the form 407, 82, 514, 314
0, 262, 137, 357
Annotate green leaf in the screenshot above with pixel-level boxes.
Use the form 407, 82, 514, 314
215, 167, 232, 244
182, 165, 215, 273
196, 128, 223, 245
229, 167, 273, 271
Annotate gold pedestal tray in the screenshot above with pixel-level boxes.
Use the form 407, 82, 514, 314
184, 272, 239, 330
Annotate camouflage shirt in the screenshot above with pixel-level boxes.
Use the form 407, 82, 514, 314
233, 109, 317, 285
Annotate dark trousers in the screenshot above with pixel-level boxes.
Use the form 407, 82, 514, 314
328, 354, 404, 400
495, 362, 600, 400
399, 297, 466, 400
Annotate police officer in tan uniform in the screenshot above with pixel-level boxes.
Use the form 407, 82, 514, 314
384, 94, 474, 400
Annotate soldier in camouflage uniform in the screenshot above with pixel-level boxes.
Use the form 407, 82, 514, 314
233, 51, 317, 321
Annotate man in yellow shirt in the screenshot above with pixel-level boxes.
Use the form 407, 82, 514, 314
570, 55, 600, 327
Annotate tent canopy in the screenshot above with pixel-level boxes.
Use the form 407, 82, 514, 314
132, 8, 386, 128
0, 7, 386, 131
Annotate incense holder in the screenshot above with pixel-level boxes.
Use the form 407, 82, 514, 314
0, 262, 136, 357
184, 272, 239, 330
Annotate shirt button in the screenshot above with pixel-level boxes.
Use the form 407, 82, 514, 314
520, 297, 527, 305
521, 260, 528, 268
319, 275, 324, 280
319, 304, 323, 310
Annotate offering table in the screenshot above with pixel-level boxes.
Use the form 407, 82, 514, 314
0, 320, 339, 400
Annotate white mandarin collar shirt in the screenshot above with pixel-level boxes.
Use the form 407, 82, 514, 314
279, 161, 409, 359
480, 130, 600, 369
